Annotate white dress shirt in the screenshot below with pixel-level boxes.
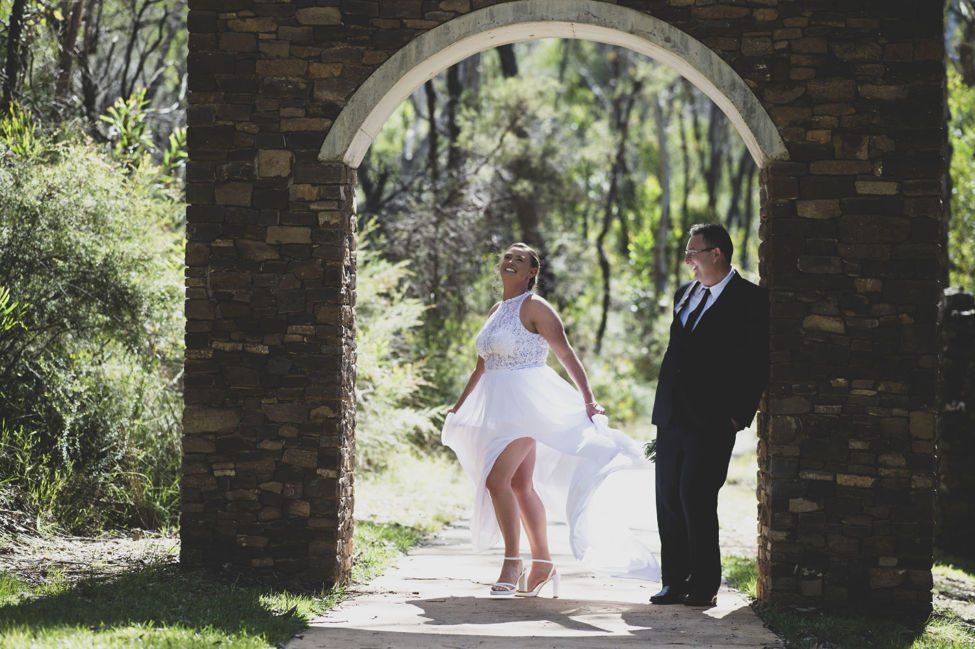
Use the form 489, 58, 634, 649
679, 268, 737, 329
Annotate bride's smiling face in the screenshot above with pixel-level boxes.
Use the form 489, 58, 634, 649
499, 247, 537, 285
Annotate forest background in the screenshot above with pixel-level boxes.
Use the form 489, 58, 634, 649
1, 0, 974, 539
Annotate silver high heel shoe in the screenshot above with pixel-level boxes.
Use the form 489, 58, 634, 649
490, 556, 527, 597
516, 558, 559, 598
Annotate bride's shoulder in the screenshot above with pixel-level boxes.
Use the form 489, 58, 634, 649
523, 293, 558, 317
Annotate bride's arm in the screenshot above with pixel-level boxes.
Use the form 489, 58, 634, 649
449, 355, 485, 413
448, 302, 499, 413
527, 297, 605, 419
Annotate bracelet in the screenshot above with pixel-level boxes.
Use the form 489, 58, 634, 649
585, 401, 599, 406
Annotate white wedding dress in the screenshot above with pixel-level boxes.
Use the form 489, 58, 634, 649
441, 291, 660, 580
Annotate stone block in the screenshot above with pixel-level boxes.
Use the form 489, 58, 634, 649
237, 239, 280, 261
309, 62, 343, 78
909, 411, 934, 439
256, 60, 308, 77
869, 568, 906, 588
837, 474, 875, 488
227, 17, 276, 32
258, 150, 293, 177
797, 256, 842, 274
286, 499, 312, 517
797, 200, 841, 219
262, 403, 309, 423
809, 160, 872, 175
296, 7, 341, 24
859, 84, 910, 101
183, 406, 240, 435
789, 498, 820, 513
215, 182, 253, 207
803, 315, 845, 333
807, 79, 856, 102
266, 226, 311, 244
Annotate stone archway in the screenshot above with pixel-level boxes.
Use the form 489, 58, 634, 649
183, 0, 947, 620
317, 1, 788, 167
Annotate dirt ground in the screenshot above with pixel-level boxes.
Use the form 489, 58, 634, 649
0, 529, 178, 586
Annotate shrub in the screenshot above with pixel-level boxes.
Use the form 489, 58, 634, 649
355, 230, 443, 471
0, 113, 184, 533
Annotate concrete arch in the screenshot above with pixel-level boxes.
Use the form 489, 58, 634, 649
318, 0, 789, 168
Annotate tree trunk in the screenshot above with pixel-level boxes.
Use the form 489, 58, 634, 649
653, 94, 673, 299
739, 161, 757, 271
497, 44, 518, 78
54, 0, 86, 109
724, 147, 752, 231
704, 103, 726, 217
674, 81, 694, 289
1, 0, 29, 115
595, 55, 639, 353
445, 63, 463, 177
424, 80, 439, 184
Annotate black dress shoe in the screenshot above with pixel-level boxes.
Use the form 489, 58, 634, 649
649, 585, 685, 604
681, 592, 717, 607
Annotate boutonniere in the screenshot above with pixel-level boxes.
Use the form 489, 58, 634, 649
643, 438, 657, 463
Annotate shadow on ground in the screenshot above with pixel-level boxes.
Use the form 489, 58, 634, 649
0, 564, 310, 643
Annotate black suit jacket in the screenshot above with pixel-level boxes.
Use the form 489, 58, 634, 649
651, 272, 769, 434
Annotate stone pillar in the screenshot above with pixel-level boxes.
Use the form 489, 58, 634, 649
937, 289, 975, 558
755, 14, 947, 607
181, 0, 357, 585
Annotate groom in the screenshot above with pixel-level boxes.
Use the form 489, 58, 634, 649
649, 223, 769, 607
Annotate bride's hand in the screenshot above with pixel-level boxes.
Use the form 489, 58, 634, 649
585, 401, 605, 418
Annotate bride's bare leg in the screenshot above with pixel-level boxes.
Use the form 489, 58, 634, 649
485, 438, 535, 591
511, 444, 553, 590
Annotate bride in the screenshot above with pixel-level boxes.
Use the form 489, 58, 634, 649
441, 242, 659, 598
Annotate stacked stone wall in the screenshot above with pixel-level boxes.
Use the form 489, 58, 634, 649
184, 0, 947, 616
938, 289, 975, 558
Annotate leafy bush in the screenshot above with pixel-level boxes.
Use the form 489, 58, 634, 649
355, 230, 444, 470
0, 110, 184, 533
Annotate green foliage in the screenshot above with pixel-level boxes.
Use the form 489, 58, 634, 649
354, 453, 469, 533
100, 89, 155, 164
0, 285, 27, 342
949, 65, 975, 290
0, 104, 40, 158
0, 125, 183, 533
722, 555, 757, 598
351, 521, 423, 583
355, 229, 443, 470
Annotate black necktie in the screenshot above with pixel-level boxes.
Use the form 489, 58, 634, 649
684, 287, 711, 330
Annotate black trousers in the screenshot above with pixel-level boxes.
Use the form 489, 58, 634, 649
654, 424, 736, 597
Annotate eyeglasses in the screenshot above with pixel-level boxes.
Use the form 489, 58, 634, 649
684, 247, 716, 258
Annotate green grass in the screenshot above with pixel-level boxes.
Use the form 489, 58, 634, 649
722, 555, 758, 599
722, 555, 975, 649
354, 452, 469, 534
0, 454, 464, 649
0, 520, 425, 649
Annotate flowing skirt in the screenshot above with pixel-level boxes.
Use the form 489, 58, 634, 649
441, 365, 660, 581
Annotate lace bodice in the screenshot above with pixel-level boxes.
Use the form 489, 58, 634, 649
476, 292, 549, 371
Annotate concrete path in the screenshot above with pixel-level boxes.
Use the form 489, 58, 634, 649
289, 519, 784, 649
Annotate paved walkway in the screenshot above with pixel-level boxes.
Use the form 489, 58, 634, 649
289, 518, 784, 649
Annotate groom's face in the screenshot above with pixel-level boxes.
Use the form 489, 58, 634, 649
685, 234, 722, 286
